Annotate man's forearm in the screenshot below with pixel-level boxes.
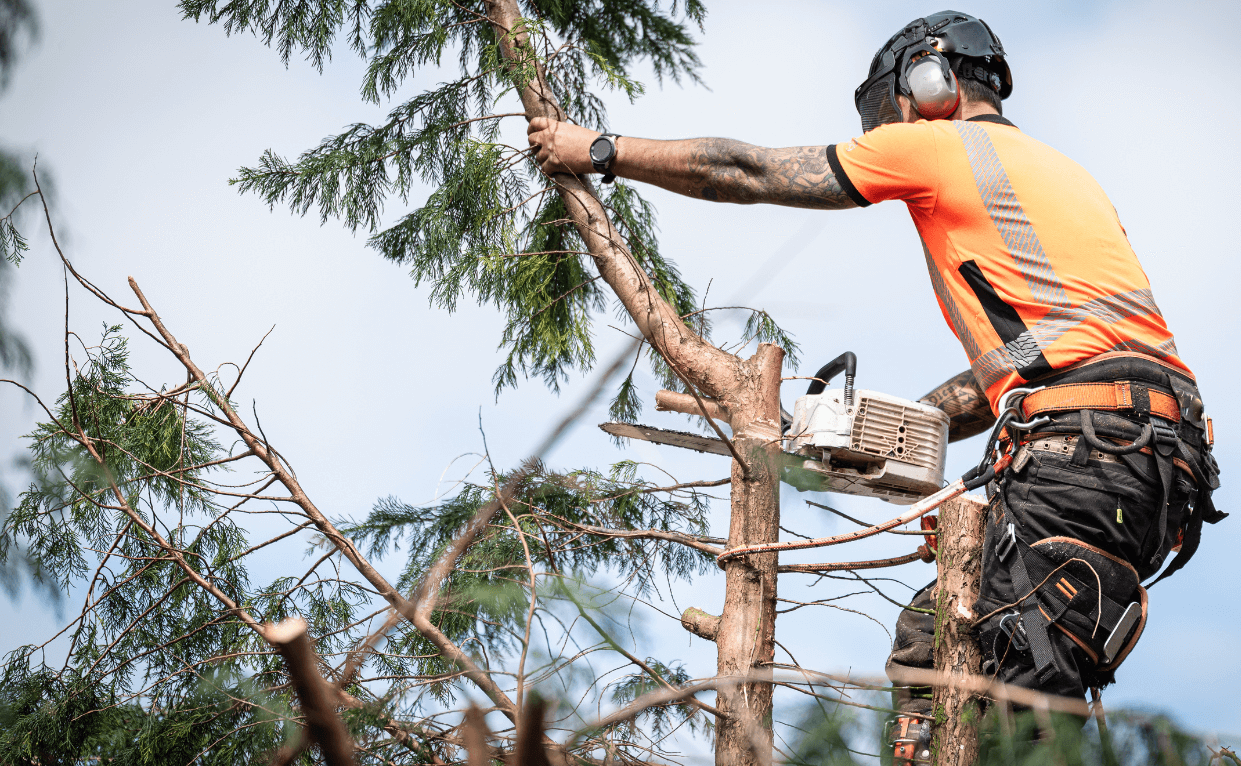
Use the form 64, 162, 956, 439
918, 370, 996, 443
525, 118, 857, 210
612, 137, 857, 210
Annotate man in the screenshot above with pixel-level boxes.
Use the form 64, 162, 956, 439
528, 9, 1221, 761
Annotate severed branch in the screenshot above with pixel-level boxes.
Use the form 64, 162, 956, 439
120, 275, 530, 719
267, 618, 356, 766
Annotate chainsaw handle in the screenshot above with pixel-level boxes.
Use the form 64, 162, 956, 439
806, 351, 857, 404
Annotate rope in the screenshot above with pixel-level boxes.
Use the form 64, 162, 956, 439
716, 453, 1011, 567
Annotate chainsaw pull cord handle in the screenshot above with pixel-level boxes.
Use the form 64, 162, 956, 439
806, 351, 857, 406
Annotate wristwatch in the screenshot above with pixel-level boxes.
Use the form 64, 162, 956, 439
589, 133, 621, 184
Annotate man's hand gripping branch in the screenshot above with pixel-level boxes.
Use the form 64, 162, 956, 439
527, 118, 859, 210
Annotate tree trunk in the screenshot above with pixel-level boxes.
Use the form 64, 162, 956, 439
931, 494, 988, 766
481, 5, 784, 764
712, 345, 783, 766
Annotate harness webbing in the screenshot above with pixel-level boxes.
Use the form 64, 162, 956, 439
1022, 382, 1182, 423
1002, 535, 1060, 684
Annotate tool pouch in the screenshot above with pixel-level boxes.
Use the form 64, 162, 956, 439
980, 531, 1147, 683
1026, 537, 1148, 672
978, 501, 1151, 686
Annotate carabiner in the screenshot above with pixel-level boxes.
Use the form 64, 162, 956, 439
996, 386, 1045, 417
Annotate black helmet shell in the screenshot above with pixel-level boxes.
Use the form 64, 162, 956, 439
870, 11, 1012, 99
855, 11, 1011, 132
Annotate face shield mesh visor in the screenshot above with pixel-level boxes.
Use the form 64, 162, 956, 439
856, 74, 902, 133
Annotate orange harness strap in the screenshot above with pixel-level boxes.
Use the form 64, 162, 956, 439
1020, 381, 1181, 423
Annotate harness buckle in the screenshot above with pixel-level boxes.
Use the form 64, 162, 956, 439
994, 522, 1017, 562
1152, 421, 1179, 457
998, 611, 1030, 652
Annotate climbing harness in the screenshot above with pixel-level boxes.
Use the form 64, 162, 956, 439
975, 357, 1224, 683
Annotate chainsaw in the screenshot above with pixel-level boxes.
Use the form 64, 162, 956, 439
600, 352, 951, 505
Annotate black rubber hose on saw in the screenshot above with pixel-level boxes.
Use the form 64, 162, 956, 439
806, 351, 857, 400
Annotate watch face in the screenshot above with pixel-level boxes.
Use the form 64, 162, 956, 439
590, 137, 611, 163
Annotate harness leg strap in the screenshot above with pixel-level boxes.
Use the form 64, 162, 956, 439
1137, 421, 1180, 571
1004, 539, 1060, 684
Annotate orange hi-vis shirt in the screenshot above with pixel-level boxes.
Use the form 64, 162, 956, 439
825, 114, 1191, 412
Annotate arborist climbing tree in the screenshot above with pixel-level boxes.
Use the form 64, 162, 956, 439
528, 9, 1225, 763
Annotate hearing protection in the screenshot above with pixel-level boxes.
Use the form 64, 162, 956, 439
855, 11, 1011, 133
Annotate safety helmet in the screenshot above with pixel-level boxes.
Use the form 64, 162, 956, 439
854, 11, 1012, 133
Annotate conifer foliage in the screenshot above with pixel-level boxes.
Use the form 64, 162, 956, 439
0, 254, 729, 761
1, 1, 810, 762
181, 0, 775, 411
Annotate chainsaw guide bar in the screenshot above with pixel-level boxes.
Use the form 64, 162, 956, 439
599, 422, 731, 456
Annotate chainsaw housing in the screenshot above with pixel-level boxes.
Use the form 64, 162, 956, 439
784, 389, 949, 504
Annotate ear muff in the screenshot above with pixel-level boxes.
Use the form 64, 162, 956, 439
906, 54, 959, 120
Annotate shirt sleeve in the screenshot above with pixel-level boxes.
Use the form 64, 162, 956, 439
826, 122, 939, 210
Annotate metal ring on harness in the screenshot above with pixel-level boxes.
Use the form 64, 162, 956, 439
997, 386, 1044, 415
997, 611, 1029, 651
988, 388, 1045, 454
969, 388, 1047, 490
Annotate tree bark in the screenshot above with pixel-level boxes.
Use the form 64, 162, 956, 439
711, 344, 783, 766
481, 6, 786, 764
931, 494, 988, 766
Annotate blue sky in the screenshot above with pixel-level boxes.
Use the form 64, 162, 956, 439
1, 0, 1238, 750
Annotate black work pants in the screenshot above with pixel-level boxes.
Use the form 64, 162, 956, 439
886, 446, 1190, 712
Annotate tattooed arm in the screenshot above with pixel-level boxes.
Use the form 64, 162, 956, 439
526, 118, 858, 210
918, 369, 996, 443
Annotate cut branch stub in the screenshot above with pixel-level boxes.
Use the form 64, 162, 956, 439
267, 617, 357, 766
656, 389, 730, 424
681, 607, 721, 642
